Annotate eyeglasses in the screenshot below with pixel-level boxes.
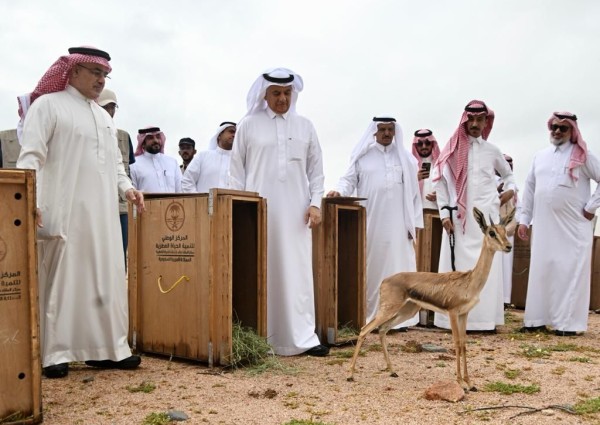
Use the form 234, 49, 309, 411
77, 64, 111, 79
416, 139, 432, 147
550, 124, 570, 133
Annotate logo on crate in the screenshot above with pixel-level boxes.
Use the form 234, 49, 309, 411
0, 237, 6, 261
165, 201, 185, 231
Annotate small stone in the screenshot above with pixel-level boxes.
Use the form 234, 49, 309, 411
166, 410, 189, 421
424, 381, 465, 402
422, 343, 448, 353
81, 376, 94, 383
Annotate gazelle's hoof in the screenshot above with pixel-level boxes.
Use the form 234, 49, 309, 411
469, 386, 478, 392
346, 377, 355, 382
390, 372, 398, 378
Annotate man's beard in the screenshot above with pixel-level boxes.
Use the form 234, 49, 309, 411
549, 134, 569, 146
145, 144, 161, 154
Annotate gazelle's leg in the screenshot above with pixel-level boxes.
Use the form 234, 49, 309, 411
378, 302, 420, 377
348, 312, 396, 381
458, 313, 473, 390
448, 311, 467, 390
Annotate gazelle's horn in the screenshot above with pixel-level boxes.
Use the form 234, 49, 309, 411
489, 215, 495, 226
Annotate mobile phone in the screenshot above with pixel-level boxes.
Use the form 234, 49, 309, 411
421, 163, 431, 172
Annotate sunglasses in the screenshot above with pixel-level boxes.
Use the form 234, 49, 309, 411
550, 124, 570, 133
416, 140, 432, 147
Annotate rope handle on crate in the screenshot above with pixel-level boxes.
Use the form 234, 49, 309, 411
157, 274, 190, 294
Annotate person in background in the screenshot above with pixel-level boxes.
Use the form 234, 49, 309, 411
97, 88, 135, 265
411, 128, 442, 326
413, 128, 440, 210
178, 137, 197, 173
182, 122, 235, 192
518, 112, 600, 336
130, 126, 182, 192
16, 46, 145, 378
496, 154, 517, 308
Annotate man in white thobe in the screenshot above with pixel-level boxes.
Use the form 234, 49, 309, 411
229, 68, 328, 356
182, 122, 236, 193
432, 100, 515, 332
518, 112, 600, 336
412, 129, 442, 325
130, 126, 182, 193
16, 46, 145, 378
327, 117, 423, 328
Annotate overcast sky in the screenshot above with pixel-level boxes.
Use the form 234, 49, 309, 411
1, 0, 598, 231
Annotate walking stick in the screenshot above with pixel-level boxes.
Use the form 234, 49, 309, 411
441, 205, 458, 271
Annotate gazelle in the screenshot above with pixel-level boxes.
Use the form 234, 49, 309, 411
347, 206, 515, 390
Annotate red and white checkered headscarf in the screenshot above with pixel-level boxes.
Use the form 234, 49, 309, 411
547, 111, 587, 181
18, 46, 112, 119
434, 100, 495, 230
135, 126, 166, 156
412, 129, 440, 194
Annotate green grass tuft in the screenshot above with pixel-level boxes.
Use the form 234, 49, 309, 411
126, 381, 156, 393
231, 321, 273, 369
574, 397, 600, 415
520, 344, 551, 358
484, 381, 540, 395
141, 412, 171, 425
503, 369, 522, 379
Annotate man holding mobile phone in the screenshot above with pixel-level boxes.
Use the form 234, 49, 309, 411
412, 129, 443, 327
412, 129, 440, 210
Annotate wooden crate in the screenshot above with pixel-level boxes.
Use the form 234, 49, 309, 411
416, 209, 443, 272
312, 197, 366, 345
590, 236, 600, 311
0, 129, 20, 168
128, 189, 267, 366
0, 169, 42, 424
415, 208, 443, 326
511, 227, 531, 309
511, 230, 600, 311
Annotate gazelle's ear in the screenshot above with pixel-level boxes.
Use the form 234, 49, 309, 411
500, 207, 516, 227
473, 207, 487, 233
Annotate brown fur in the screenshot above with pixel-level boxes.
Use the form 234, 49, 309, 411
347, 206, 516, 390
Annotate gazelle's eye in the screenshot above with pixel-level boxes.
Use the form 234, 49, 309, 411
489, 230, 496, 238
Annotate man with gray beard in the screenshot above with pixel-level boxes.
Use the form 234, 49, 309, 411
518, 112, 600, 336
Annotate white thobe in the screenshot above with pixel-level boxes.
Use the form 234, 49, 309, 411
336, 143, 419, 327
229, 108, 324, 355
520, 143, 600, 332
420, 158, 438, 210
130, 152, 182, 192
433, 136, 515, 330
181, 147, 231, 193
17, 85, 134, 366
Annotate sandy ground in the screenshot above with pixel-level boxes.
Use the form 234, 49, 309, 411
38, 309, 600, 425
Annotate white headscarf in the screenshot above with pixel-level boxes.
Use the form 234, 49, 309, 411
349, 116, 423, 238
208, 121, 236, 150
245, 67, 304, 116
